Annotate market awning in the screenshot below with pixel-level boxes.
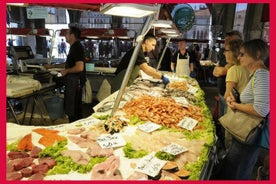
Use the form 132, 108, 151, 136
29, 3, 101, 12
59, 28, 129, 39
7, 28, 53, 37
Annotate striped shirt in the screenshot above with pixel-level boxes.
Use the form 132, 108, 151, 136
240, 69, 270, 117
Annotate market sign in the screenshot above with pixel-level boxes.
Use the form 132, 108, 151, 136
171, 4, 195, 32
26, 7, 48, 19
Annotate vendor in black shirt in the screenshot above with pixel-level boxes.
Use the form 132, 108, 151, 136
113, 33, 169, 90
44, 26, 86, 123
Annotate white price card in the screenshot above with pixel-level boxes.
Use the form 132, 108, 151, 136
138, 122, 162, 133
135, 152, 167, 177
173, 96, 189, 107
177, 117, 198, 131
148, 91, 162, 97
161, 143, 188, 155
187, 84, 198, 94
119, 101, 126, 108
97, 133, 126, 149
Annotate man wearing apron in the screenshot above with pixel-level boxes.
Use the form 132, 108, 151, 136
44, 27, 86, 123
171, 40, 194, 77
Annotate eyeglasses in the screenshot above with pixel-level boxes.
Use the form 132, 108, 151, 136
239, 52, 245, 57
224, 49, 231, 52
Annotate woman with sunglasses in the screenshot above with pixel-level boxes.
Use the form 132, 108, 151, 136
218, 39, 269, 180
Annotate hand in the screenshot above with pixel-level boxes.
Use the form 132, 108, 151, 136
190, 71, 196, 78
43, 64, 52, 69
60, 69, 67, 76
162, 75, 170, 85
226, 93, 237, 110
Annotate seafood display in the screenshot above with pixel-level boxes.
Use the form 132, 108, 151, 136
121, 95, 203, 128
7, 76, 215, 181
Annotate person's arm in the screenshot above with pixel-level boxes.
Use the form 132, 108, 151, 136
224, 81, 237, 99
190, 62, 194, 72
171, 62, 176, 72
213, 65, 228, 77
227, 98, 262, 118
170, 52, 177, 72
60, 61, 84, 76
139, 63, 162, 79
214, 63, 233, 76
44, 63, 65, 69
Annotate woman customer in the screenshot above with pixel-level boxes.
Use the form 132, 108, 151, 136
223, 39, 249, 149
217, 39, 269, 180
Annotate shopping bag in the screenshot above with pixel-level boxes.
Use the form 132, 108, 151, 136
255, 114, 269, 149
219, 109, 264, 144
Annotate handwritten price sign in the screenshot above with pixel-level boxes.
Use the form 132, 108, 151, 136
135, 152, 167, 177
138, 122, 162, 133
177, 117, 198, 131
97, 134, 126, 149
173, 96, 189, 107
161, 143, 188, 155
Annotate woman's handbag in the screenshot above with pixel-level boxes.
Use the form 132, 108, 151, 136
255, 114, 270, 149
219, 109, 264, 144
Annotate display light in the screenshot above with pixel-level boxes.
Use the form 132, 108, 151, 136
160, 28, 178, 34
100, 4, 159, 18
152, 20, 172, 28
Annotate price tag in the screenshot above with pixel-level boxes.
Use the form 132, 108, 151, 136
119, 101, 126, 108
138, 122, 161, 133
187, 84, 198, 94
135, 152, 167, 177
173, 96, 189, 107
161, 143, 188, 155
97, 134, 126, 149
177, 117, 198, 131
148, 91, 162, 97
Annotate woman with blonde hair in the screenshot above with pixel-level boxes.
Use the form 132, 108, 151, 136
223, 39, 249, 149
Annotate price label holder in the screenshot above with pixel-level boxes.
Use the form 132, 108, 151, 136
97, 133, 126, 149
161, 143, 188, 155
148, 91, 162, 98
177, 117, 198, 131
138, 122, 162, 133
173, 96, 189, 107
135, 152, 167, 177
119, 101, 126, 108
187, 84, 198, 94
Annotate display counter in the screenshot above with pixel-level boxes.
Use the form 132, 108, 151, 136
6, 74, 216, 181
7, 75, 57, 125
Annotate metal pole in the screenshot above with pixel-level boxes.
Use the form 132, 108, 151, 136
157, 37, 171, 70
110, 14, 155, 116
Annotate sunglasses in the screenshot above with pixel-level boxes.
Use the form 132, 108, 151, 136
239, 52, 245, 57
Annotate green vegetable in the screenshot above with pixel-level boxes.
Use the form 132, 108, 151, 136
123, 143, 148, 158
47, 156, 106, 175
129, 116, 144, 125
155, 151, 176, 161
92, 114, 110, 120
39, 140, 68, 158
6, 140, 19, 151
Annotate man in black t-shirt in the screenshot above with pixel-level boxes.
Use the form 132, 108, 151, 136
44, 27, 86, 122
114, 33, 169, 89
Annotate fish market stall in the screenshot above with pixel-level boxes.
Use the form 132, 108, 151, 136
6, 74, 216, 181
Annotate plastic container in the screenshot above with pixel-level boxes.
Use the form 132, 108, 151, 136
85, 63, 95, 72
45, 96, 64, 120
